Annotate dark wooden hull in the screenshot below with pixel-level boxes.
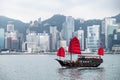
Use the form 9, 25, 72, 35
55, 58, 103, 68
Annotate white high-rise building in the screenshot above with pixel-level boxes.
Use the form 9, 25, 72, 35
74, 28, 84, 50
26, 32, 37, 53
62, 16, 75, 45
87, 25, 100, 51
39, 32, 50, 52
25, 32, 50, 53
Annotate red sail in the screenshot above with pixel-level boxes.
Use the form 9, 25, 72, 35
57, 47, 65, 57
68, 36, 81, 54
98, 48, 104, 56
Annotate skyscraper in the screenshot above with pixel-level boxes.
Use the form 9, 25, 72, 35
26, 32, 37, 53
0, 28, 5, 49
62, 16, 75, 45
107, 24, 119, 50
87, 25, 100, 51
25, 31, 50, 53
39, 32, 50, 52
50, 26, 57, 51
5, 31, 18, 50
102, 17, 118, 51
112, 28, 120, 52
5, 21, 19, 51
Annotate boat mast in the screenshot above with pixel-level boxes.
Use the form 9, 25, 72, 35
59, 56, 61, 60
70, 53, 72, 61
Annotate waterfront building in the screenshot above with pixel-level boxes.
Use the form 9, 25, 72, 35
112, 28, 120, 52
0, 28, 5, 49
107, 24, 119, 50
22, 42, 28, 52
25, 32, 50, 53
50, 26, 57, 51
5, 21, 19, 51
4, 21, 23, 51
5, 37, 11, 50
74, 27, 84, 50
102, 18, 117, 51
115, 28, 120, 40
62, 16, 75, 45
5, 37, 18, 51
26, 32, 37, 53
39, 32, 50, 52
17, 33, 24, 51
11, 37, 18, 50
87, 25, 100, 52
5, 31, 19, 51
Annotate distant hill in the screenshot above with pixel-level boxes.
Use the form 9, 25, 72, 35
0, 13, 120, 36
0, 16, 28, 34
41, 13, 120, 33
42, 14, 66, 31
41, 14, 102, 34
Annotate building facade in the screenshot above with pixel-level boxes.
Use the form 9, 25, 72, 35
102, 17, 117, 51
112, 28, 120, 52
25, 32, 50, 53
62, 16, 75, 45
0, 28, 5, 49
107, 24, 119, 50
50, 26, 57, 51
5, 29, 19, 51
39, 32, 50, 52
26, 32, 37, 53
87, 25, 100, 51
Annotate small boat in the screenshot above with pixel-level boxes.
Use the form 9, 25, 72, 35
56, 36, 104, 68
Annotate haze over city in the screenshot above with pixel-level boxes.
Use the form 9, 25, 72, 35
0, 0, 120, 22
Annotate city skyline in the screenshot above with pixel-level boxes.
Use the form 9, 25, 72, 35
0, 0, 120, 22
0, 16, 120, 52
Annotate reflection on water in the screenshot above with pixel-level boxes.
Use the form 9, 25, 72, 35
57, 67, 105, 80
58, 68, 81, 80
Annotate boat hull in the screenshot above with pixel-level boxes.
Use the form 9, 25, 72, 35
55, 58, 103, 68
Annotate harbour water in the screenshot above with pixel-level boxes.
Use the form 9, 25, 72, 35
0, 54, 120, 80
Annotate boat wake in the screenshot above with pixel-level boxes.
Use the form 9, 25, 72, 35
58, 67, 104, 71
77, 67, 104, 70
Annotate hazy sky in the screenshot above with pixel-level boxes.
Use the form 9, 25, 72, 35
0, 0, 120, 22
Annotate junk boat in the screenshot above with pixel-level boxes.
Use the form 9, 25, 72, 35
55, 36, 104, 68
